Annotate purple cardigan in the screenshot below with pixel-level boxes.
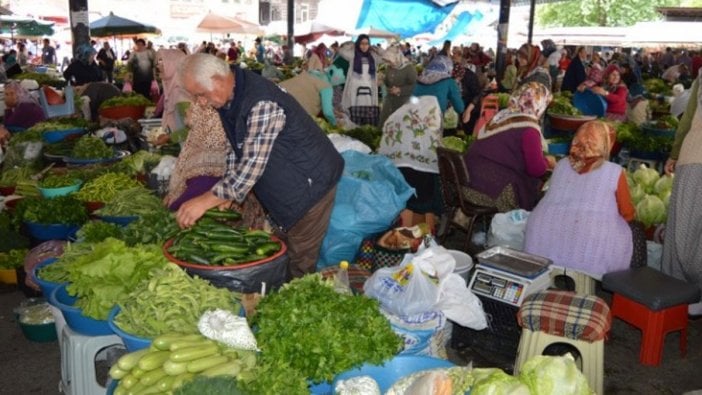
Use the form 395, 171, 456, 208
4, 102, 46, 129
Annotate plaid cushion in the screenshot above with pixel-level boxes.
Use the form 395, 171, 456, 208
518, 290, 611, 342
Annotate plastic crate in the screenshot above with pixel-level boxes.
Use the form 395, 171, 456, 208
451, 295, 522, 361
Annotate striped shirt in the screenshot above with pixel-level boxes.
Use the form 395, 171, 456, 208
212, 100, 286, 203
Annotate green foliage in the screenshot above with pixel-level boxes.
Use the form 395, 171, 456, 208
174, 376, 246, 395
344, 125, 383, 152
18, 196, 89, 225
70, 135, 114, 160
548, 93, 582, 116
14, 72, 66, 88
76, 221, 124, 243
99, 93, 152, 109
0, 249, 28, 269
252, 274, 402, 383
39, 174, 80, 189
537, 0, 679, 27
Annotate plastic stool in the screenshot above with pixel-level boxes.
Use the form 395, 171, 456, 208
59, 325, 124, 395
602, 267, 701, 366
549, 266, 596, 295
48, 305, 67, 349
515, 290, 611, 395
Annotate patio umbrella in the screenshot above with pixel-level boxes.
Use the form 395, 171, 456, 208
196, 12, 262, 35
89, 12, 160, 37
294, 20, 345, 44
0, 15, 54, 39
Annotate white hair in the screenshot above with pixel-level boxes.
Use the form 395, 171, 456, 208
179, 53, 230, 91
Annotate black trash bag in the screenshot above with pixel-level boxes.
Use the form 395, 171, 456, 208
183, 253, 289, 294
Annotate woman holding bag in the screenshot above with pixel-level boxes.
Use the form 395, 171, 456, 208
338, 35, 384, 126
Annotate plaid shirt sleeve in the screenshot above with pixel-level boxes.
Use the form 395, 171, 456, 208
212, 101, 286, 203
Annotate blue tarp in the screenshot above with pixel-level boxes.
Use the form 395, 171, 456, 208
356, 0, 457, 39
427, 10, 484, 46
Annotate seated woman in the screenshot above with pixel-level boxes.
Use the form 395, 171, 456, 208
412, 55, 464, 115
463, 82, 555, 212
524, 121, 634, 279
579, 64, 628, 121
0, 80, 46, 142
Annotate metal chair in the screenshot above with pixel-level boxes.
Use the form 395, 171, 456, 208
436, 146, 498, 253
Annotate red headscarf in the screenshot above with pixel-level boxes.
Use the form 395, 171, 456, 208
518, 44, 542, 78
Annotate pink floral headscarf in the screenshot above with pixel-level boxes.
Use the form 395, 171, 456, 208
477, 81, 552, 140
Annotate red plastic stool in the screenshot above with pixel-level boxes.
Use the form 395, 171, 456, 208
602, 267, 701, 366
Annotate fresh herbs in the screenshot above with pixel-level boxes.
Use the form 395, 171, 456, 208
18, 196, 89, 225
70, 135, 114, 160
99, 93, 152, 109
122, 212, 179, 246
39, 174, 80, 189
0, 249, 28, 269
548, 93, 582, 116
94, 187, 163, 217
75, 172, 142, 202
252, 274, 402, 383
75, 221, 123, 243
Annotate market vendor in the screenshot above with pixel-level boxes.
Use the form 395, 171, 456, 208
582, 64, 628, 121
176, 53, 344, 279
0, 80, 46, 141
524, 121, 634, 279
462, 82, 555, 212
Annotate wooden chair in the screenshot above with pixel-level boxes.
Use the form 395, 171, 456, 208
436, 146, 498, 253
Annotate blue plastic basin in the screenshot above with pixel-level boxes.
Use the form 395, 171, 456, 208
42, 128, 85, 144
25, 222, 80, 241
573, 90, 608, 117
38, 180, 82, 199
331, 356, 455, 393
107, 306, 152, 352
32, 258, 66, 299
49, 283, 113, 336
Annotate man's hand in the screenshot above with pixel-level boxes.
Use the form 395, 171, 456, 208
175, 192, 228, 228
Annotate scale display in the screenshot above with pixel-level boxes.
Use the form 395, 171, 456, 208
469, 264, 551, 307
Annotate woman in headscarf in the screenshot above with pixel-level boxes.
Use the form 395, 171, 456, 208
562, 47, 588, 93
155, 48, 190, 133
1, 80, 46, 132
524, 121, 634, 279
379, 44, 416, 126
462, 82, 554, 212
378, 94, 443, 230
165, 101, 265, 229
515, 43, 551, 91
662, 71, 702, 317
590, 64, 629, 121
306, 43, 328, 72
63, 43, 105, 86
413, 55, 464, 115
500, 50, 518, 93
338, 35, 384, 125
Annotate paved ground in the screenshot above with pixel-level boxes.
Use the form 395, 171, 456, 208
1, 266, 702, 394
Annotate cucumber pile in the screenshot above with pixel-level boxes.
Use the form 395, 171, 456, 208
167, 210, 281, 266
109, 332, 257, 395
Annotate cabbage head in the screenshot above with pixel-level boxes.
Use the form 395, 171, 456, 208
471, 368, 530, 395
441, 136, 468, 153
654, 174, 674, 196
632, 165, 660, 194
636, 195, 667, 227
660, 189, 672, 208
518, 355, 592, 395
629, 184, 646, 205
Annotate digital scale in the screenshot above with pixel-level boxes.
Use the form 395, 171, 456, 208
452, 246, 553, 364
469, 246, 553, 306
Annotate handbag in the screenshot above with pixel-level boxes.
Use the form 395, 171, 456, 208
349, 105, 380, 127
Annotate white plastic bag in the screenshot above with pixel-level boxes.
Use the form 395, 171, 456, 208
487, 209, 530, 251
327, 133, 372, 154
364, 261, 439, 317
435, 274, 487, 330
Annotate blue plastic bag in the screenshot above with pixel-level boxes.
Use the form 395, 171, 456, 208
317, 151, 415, 269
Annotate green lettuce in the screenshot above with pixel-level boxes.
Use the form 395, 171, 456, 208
471, 368, 530, 395
635, 195, 667, 228
518, 355, 592, 395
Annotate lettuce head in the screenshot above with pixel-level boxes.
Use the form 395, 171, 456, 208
635, 194, 667, 227
518, 355, 592, 395
471, 368, 530, 395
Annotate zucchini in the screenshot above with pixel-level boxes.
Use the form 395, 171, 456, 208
156, 375, 176, 392
139, 367, 167, 386
244, 229, 271, 238
168, 338, 214, 351
109, 364, 129, 380
137, 351, 171, 371
162, 359, 188, 376
152, 333, 204, 351
120, 373, 138, 389
200, 360, 242, 378
203, 208, 242, 220
169, 344, 219, 362
117, 348, 150, 371
171, 372, 195, 391
186, 355, 229, 373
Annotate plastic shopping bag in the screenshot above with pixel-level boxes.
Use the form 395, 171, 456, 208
364, 261, 439, 317
317, 151, 415, 268
487, 209, 530, 251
